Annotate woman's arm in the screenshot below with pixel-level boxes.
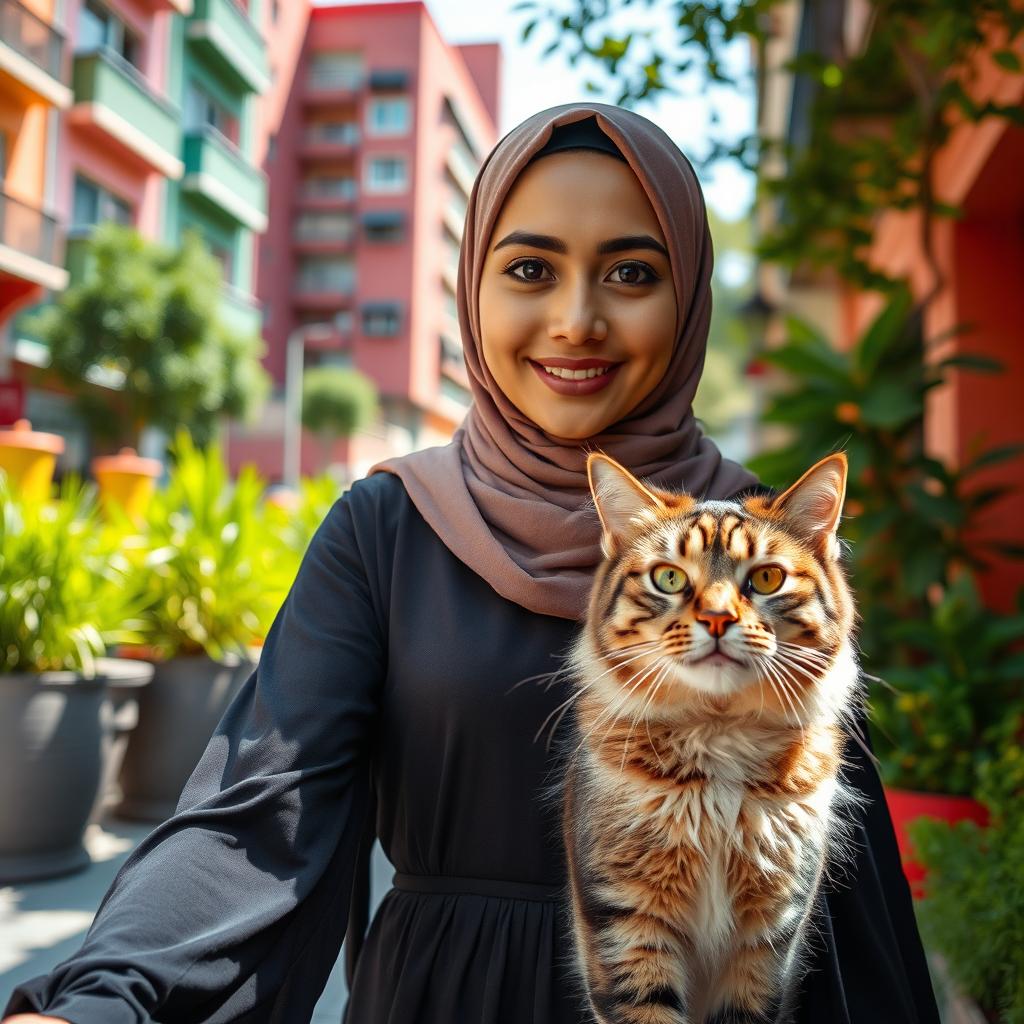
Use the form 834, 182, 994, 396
3, 486, 386, 1024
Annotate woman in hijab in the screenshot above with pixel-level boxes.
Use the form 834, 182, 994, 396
4, 104, 938, 1024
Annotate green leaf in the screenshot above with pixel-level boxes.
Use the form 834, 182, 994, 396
936, 353, 1003, 375
993, 49, 1023, 72
857, 378, 923, 429
854, 290, 914, 377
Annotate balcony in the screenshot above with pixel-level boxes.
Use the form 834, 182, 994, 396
0, 187, 68, 292
69, 49, 182, 179
292, 275, 355, 311
181, 126, 268, 231
186, 0, 270, 94
140, 0, 193, 13
446, 141, 478, 198
300, 123, 359, 161
304, 69, 363, 106
296, 178, 358, 211
0, 0, 72, 108
219, 283, 262, 337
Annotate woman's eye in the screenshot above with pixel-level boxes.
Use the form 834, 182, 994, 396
748, 566, 786, 595
651, 564, 688, 594
609, 261, 657, 285
505, 258, 551, 282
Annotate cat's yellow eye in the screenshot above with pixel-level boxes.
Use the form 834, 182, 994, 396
748, 565, 786, 595
651, 564, 688, 594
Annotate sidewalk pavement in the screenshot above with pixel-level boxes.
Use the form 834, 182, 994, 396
0, 819, 394, 1024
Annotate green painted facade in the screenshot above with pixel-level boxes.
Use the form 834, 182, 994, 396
17, 3, 268, 348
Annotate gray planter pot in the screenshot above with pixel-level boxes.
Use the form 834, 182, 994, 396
91, 657, 155, 821
0, 670, 111, 883
115, 654, 253, 823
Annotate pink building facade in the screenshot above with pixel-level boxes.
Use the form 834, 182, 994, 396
229, 0, 500, 481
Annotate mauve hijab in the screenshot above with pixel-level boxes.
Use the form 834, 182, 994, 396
369, 102, 758, 621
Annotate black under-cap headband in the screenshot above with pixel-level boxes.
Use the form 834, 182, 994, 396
528, 115, 628, 164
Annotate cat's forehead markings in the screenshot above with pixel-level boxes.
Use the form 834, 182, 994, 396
693, 499, 744, 517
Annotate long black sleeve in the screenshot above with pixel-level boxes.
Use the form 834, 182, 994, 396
5, 486, 385, 1024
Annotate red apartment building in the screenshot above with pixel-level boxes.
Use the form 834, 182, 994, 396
229, 0, 500, 481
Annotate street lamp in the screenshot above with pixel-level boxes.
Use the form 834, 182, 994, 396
282, 316, 346, 489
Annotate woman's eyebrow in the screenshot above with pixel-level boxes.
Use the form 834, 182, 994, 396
492, 231, 669, 259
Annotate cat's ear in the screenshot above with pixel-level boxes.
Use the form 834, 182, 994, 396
770, 453, 847, 559
587, 453, 668, 559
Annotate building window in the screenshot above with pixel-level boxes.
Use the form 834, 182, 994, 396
306, 121, 359, 145
365, 156, 408, 194
362, 303, 401, 337
71, 174, 133, 231
362, 211, 405, 243
185, 84, 240, 147
210, 243, 233, 284
295, 212, 355, 242
309, 51, 363, 90
76, 0, 142, 70
298, 257, 355, 293
368, 97, 410, 137
302, 176, 358, 200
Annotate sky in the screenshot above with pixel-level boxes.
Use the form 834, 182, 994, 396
313, 0, 757, 221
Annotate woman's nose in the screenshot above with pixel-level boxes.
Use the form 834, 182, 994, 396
547, 280, 608, 346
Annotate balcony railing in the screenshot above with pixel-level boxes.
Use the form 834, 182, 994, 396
300, 178, 358, 201
182, 125, 267, 230
304, 123, 360, 146
0, 187, 61, 266
306, 69, 363, 92
0, 0, 66, 81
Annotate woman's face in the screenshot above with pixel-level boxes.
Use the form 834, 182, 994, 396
478, 150, 677, 440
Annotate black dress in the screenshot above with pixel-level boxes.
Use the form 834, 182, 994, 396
6, 472, 939, 1024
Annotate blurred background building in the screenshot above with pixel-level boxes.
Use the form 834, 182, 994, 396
0, 0, 498, 480
752, 0, 1024, 609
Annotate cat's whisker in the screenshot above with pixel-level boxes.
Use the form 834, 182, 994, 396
621, 658, 673, 774
643, 663, 674, 772
771, 660, 812, 725
534, 679, 598, 746
756, 656, 804, 729
573, 658, 664, 762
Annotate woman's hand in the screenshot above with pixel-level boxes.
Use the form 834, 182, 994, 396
2, 1015, 71, 1023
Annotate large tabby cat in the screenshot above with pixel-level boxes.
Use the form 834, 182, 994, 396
561, 452, 861, 1024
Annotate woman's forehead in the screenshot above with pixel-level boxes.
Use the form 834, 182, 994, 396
490, 151, 667, 247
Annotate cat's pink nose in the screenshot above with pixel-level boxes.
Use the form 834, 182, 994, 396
695, 608, 738, 638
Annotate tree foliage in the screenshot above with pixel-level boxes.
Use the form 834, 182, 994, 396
27, 223, 270, 447
516, 0, 1024, 289
301, 365, 379, 441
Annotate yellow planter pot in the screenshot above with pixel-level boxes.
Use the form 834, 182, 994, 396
0, 420, 64, 502
91, 448, 162, 521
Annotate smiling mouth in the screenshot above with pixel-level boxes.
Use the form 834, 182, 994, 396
528, 358, 624, 395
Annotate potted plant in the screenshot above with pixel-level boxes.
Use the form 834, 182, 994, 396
115, 431, 295, 822
875, 577, 1024, 889
0, 474, 140, 882
909, 741, 1024, 1022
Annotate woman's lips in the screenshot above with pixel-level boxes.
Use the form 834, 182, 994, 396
529, 359, 623, 396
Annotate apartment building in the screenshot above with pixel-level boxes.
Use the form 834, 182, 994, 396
0, 0, 70, 425
2, 0, 269, 464
229, 0, 500, 480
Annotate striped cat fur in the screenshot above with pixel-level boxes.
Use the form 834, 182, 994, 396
560, 452, 862, 1024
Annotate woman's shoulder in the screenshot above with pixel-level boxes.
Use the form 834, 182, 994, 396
319, 470, 411, 553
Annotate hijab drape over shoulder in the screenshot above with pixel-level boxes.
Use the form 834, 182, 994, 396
369, 102, 758, 621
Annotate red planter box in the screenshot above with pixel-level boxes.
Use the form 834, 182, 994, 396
884, 787, 989, 897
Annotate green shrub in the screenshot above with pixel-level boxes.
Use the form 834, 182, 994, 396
911, 747, 1024, 1022
0, 473, 139, 675
131, 431, 294, 661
